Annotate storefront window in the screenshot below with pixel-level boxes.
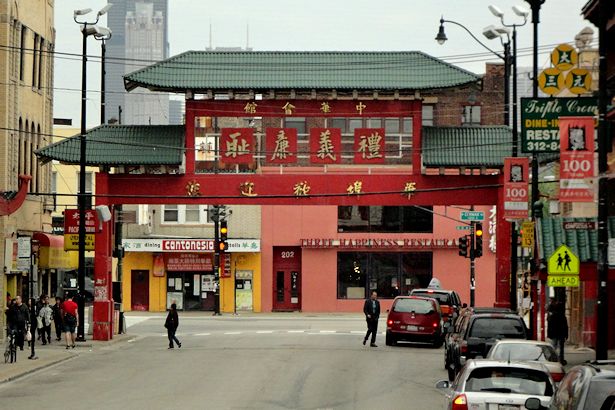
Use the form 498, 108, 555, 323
337, 252, 432, 299
338, 206, 432, 233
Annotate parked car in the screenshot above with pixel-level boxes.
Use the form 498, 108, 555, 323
385, 296, 443, 347
446, 309, 530, 380
550, 360, 615, 410
409, 288, 461, 322
436, 359, 555, 410
487, 340, 566, 383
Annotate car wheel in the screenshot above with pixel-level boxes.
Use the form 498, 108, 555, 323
433, 337, 443, 349
385, 331, 396, 346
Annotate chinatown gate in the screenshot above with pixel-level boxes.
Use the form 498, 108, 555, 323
39, 51, 514, 340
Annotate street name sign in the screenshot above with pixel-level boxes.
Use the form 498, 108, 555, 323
456, 226, 472, 230
547, 244, 579, 275
547, 275, 580, 287
460, 211, 484, 221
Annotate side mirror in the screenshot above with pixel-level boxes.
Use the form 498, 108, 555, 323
435, 380, 450, 390
524, 398, 542, 410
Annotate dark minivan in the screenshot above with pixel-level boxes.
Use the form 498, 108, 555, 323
386, 296, 443, 347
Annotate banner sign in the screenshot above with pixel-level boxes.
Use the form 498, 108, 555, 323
164, 253, 213, 272
503, 157, 529, 219
220, 128, 254, 164
310, 128, 342, 164
266, 128, 297, 164
559, 116, 595, 202
521, 97, 598, 153
64, 209, 97, 251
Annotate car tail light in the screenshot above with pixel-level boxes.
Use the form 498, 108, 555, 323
551, 372, 565, 382
451, 394, 468, 410
460, 341, 467, 355
387, 319, 393, 325
433, 322, 439, 328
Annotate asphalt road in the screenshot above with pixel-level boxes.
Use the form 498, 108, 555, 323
0, 314, 448, 410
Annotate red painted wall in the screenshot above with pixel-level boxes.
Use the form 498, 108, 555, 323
262, 205, 497, 312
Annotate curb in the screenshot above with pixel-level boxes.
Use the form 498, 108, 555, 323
0, 354, 77, 384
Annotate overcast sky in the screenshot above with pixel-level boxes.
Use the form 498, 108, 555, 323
55, 0, 595, 127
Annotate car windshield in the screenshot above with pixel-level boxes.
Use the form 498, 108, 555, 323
469, 318, 526, 338
490, 344, 558, 362
411, 291, 450, 305
465, 367, 553, 396
393, 298, 434, 314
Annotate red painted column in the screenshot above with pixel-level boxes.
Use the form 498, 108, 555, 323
412, 101, 422, 176
582, 280, 597, 347
495, 175, 512, 307
185, 100, 196, 174
93, 172, 113, 340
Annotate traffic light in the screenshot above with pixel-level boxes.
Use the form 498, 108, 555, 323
458, 236, 469, 258
474, 223, 483, 258
219, 220, 228, 252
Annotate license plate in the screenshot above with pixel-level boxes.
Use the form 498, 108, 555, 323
498, 405, 519, 410
407, 325, 418, 331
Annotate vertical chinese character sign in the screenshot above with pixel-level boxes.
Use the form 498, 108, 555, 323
266, 128, 297, 164
559, 116, 595, 202
310, 128, 341, 164
503, 157, 529, 219
354, 128, 385, 164
220, 128, 254, 164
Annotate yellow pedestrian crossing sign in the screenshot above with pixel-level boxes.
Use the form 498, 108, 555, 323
548, 244, 579, 275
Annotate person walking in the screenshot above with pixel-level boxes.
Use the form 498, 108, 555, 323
52, 296, 64, 341
62, 295, 78, 349
547, 298, 568, 365
38, 296, 53, 345
13, 296, 29, 351
363, 291, 380, 347
164, 303, 181, 349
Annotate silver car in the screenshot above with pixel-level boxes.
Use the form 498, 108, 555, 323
436, 359, 554, 409
486, 340, 566, 383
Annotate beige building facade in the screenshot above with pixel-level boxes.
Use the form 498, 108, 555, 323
1, 0, 55, 334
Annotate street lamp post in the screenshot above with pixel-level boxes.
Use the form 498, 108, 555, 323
485, 5, 529, 312
94, 30, 112, 124
73, 5, 112, 342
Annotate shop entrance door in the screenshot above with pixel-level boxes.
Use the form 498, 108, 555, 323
272, 247, 301, 311
131, 270, 149, 311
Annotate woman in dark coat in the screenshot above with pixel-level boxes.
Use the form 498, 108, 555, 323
164, 303, 181, 349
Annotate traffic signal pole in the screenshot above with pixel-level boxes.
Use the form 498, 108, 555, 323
470, 222, 476, 307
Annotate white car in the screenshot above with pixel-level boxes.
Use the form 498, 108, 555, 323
436, 359, 554, 409
486, 340, 566, 383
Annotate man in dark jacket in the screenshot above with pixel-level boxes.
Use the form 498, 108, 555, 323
13, 296, 29, 350
547, 299, 568, 364
363, 291, 380, 347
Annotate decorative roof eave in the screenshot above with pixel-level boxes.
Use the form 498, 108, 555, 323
124, 50, 482, 94
35, 125, 184, 166
0, 175, 31, 216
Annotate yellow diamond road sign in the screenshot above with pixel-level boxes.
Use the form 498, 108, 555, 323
548, 244, 579, 275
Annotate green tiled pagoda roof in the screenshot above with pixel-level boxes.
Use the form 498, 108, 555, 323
422, 126, 512, 167
36, 125, 184, 166
124, 51, 481, 92
540, 217, 615, 262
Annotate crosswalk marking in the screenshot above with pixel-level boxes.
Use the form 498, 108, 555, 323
287, 330, 305, 333
224, 331, 242, 335
256, 330, 274, 334
319, 330, 336, 333
195, 333, 211, 336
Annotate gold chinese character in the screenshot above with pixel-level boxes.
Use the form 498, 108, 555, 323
282, 102, 296, 115
243, 102, 258, 114
358, 132, 383, 159
185, 180, 201, 197
225, 132, 250, 158
293, 181, 311, 197
356, 102, 366, 115
317, 129, 336, 161
347, 181, 362, 195
320, 102, 331, 114
272, 130, 292, 160
240, 181, 257, 197
403, 182, 417, 198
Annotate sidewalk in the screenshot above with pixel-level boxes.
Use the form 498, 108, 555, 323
564, 344, 615, 367
0, 333, 135, 384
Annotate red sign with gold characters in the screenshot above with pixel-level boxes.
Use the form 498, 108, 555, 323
310, 128, 341, 164
266, 128, 297, 164
354, 128, 386, 164
220, 128, 254, 164
503, 157, 529, 219
559, 116, 595, 202
164, 253, 213, 271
